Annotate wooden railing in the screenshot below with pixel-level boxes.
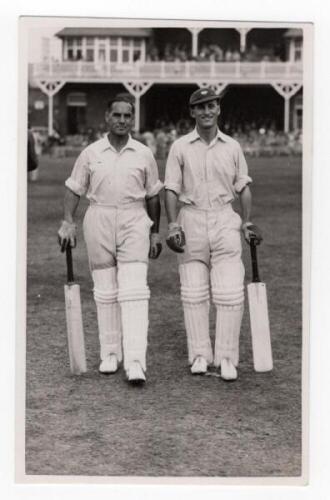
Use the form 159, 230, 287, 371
30, 60, 303, 83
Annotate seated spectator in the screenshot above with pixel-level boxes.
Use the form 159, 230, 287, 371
232, 49, 241, 62
164, 43, 175, 62
225, 48, 233, 62
214, 47, 224, 62
198, 45, 210, 61
142, 131, 157, 156
245, 43, 259, 62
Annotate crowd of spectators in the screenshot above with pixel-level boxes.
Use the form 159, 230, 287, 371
134, 119, 302, 158
146, 42, 283, 63
36, 117, 301, 159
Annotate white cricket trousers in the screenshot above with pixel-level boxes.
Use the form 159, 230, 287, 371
83, 202, 152, 371
177, 204, 245, 366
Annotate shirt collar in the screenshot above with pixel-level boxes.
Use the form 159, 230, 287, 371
189, 127, 229, 144
100, 134, 137, 152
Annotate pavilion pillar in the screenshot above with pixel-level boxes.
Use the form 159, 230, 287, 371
36, 79, 66, 135
122, 81, 154, 133
271, 82, 302, 132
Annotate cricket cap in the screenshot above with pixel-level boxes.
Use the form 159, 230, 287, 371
189, 87, 220, 107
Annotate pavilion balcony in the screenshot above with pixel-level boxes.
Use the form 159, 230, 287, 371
30, 60, 302, 84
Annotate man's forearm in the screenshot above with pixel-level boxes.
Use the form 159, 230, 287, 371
63, 187, 80, 222
239, 185, 252, 223
146, 194, 161, 233
165, 189, 178, 224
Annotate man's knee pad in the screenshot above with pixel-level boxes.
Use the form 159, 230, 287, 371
117, 262, 150, 303
179, 262, 210, 305
92, 268, 118, 304
211, 262, 244, 307
212, 288, 244, 307
181, 285, 210, 305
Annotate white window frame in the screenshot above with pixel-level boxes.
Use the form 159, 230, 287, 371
63, 35, 146, 63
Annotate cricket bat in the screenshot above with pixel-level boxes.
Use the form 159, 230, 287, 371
64, 246, 87, 375
247, 237, 273, 372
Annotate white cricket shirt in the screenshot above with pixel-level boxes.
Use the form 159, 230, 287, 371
65, 135, 163, 205
164, 128, 252, 209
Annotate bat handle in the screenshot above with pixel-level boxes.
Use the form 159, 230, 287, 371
66, 246, 75, 284
250, 237, 261, 283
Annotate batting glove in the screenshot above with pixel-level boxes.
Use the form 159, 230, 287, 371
241, 222, 263, 245
149, 233, 162, 259
166, 223, 186, 253
58, 220, 77, 252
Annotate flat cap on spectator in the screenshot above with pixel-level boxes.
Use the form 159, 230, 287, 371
189, 87, 220, 106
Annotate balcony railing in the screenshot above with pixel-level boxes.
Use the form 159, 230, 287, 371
31, 60, 303, 83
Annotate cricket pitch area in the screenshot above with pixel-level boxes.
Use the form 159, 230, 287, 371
24, 154, 303, 479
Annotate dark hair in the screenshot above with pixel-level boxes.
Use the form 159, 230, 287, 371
107, 93, 135, 114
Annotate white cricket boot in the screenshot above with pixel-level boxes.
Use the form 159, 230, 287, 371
220, 357, 238, 381
191, 355, 208, 375
99, 353, 118, 374
127, 360, 146, 384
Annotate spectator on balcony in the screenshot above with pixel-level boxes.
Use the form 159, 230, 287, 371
224, 48, 234, 62
164, 43, 175, 62
213, 44, 224, 62
179, 45, 189, 62
173, 44, 182, 61
147, 43, 160, 61
198, 45, 210, 61
245, 43, 259, 62
232, 49, 241, 62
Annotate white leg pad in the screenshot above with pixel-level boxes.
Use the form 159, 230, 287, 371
214, 305, 244, 367
179, 262, 213, 365
92, 268, 122, 362
117, 263, 150, 372
211, 262, 244, 367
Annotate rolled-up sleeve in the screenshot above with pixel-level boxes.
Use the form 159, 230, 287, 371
164, 142, 182, 195
65, 150, 90, 196
145, 150, 163, 199
233, 143, 252, 193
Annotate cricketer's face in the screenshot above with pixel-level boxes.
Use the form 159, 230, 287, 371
105, 101, 134, 137
190, 99, 220, 130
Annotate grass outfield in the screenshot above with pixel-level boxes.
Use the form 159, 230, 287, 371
25, 155, 302, 477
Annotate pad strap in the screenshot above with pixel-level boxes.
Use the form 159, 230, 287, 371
212, 286, 244, 306
181, 284, 210, 304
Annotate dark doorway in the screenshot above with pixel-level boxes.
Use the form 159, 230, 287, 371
143, 84, 197, 130
219, 85, 284, 132
67, 106, 86, 134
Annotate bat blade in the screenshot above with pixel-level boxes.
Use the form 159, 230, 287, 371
247, 282, 273, 372
64, 283, 87, 375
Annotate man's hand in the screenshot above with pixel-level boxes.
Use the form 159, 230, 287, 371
58, 220, 77, 252
166, 223, 186, 253
241, 222, 263, 245
149, 233, 162, 259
